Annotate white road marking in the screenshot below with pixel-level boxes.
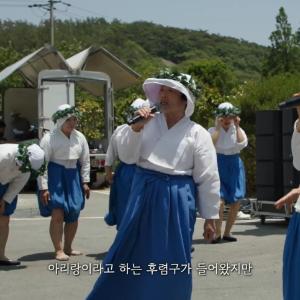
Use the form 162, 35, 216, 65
92, 190, 110, 195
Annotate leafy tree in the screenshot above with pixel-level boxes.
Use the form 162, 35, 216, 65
263, 7, 300, 76
191, 86, 223, 128
0, 44, 24, 100
187, 59, 237, 95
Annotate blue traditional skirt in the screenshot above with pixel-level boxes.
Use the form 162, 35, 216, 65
104, 162, 136, 229
283, 212, 300, 300
217, 153, 246, 204
38, 162, 84, 223
87, 167, 197, 300
0, 183, 18, 216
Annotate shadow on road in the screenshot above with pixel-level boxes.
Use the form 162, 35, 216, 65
192, 239, 209, 245
86, 252, 108, 261
232, 220, 288, 236
0, 265, 27, 271
19, 252, 54, 261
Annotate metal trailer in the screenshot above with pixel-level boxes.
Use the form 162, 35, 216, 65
0, 45, 140, 185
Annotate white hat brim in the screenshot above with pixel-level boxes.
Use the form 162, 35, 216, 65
143, 78, 195, 117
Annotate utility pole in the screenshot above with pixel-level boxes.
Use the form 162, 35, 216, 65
49, 0, 55, 46
28, 0, 70, 47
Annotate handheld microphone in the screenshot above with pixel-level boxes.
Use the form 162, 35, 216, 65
279, 96, 300, 110
127, 106, 158, 125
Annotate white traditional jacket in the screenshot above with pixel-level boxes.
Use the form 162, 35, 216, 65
116, 113, 220, 219
38, 129, 90, 190
0, 144, 30, 204
291, 121, 300, 212
208, 125, 248, 155
105, 124, 134, 166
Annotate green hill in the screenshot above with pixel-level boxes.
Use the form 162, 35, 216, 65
0, 18, 267, 80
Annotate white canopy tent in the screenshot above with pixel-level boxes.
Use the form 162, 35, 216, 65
0, 44, 140, 95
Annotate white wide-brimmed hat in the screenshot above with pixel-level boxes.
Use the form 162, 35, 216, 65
143, 70, 199, 117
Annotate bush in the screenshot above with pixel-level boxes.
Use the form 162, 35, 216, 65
76, 98, 104, 141
228, 72, 300, 196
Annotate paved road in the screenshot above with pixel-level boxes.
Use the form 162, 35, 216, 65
1, 190, 287, 300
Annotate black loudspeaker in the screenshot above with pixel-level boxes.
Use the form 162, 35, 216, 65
256, 110, 282, 135
282, 109, 297, 135
256, 136, 282, 160
282, 135, 293, 161
283, 161, 299, 187
256, 110, 283, 201
282, 109, 300, 191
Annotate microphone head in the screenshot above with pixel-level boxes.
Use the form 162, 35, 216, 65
150, 105, 159, 113
127, 105, 159, 125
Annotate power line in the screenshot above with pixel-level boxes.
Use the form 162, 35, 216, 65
55, 9, 88, 20
70, 3, 109, 20
29, 6, 48, 20
0, 0, 34, 2
28, 0, 70, 46
0, 0, 35, 5
70, 4, 101, 17
0, 4, 29, 7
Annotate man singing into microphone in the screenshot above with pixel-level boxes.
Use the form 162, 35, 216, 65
87, 69, 220, 300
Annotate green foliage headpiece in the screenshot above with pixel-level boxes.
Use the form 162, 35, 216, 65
16, 143, 47, 177
154, 69, 200, 97
214, 102, 240, 117
52, 105, 81, 124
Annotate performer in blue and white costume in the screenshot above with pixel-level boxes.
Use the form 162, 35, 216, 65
87, 70, 220, 300
0, 143, 45, 266
275, 105, 300, 300
38, 104, 90, 261
104, 98, 149, 229
208, 102, 247, 243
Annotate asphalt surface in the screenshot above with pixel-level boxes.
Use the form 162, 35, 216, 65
1, 190, 287, 300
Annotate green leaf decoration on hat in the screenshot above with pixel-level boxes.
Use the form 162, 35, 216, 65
214, 106, 241, 117
155, 69, 201, 97
16, 143, 47, 177
52, 106, 81, 123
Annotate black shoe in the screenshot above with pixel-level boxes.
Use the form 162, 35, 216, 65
0, 259, 21, 266
222, 235, 237, 242
211, 236, 221, 244
191, 246, 195, 253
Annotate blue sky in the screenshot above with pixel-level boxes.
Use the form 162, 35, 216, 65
0, 0, 300, 46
